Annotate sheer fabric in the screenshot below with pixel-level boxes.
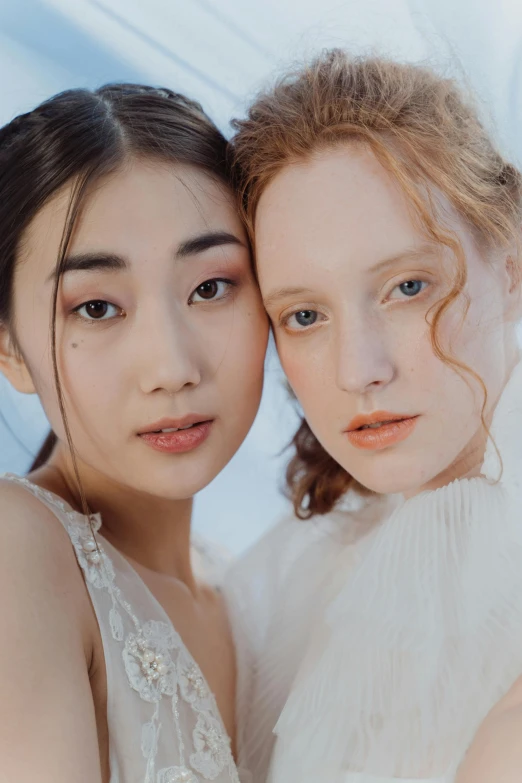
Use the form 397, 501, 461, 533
2, 475, 244, 783
225, 358, 522, 783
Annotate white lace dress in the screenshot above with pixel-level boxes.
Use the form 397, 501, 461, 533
2, 474, 244, 783
225, 358, 522, 783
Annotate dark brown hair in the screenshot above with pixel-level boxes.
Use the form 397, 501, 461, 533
0, 84, 231, 509
231, 49, 522, 518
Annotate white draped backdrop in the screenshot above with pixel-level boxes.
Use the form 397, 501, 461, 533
0, 0, 521, 552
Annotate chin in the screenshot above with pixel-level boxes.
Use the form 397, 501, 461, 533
127, 459, 221, 500
345, 456, 444, 498
354, 474, 415, 496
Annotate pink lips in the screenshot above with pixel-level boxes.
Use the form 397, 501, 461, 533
138, 416, 213, 454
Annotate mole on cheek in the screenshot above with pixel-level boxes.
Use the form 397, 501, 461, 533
71, 343, 78, 349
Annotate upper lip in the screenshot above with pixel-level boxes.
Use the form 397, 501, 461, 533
345, 411, 416, 432
138, 415, 213, 435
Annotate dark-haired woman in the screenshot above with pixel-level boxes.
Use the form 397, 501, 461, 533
0, 85, 268, 782
225, 51, 522, 783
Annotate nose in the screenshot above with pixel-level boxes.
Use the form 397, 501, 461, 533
135, 302, 202, 396
334, 311, 395, 395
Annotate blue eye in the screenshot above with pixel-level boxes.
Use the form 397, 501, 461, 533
394, 280, 427, 298
283, 309, 321, 331
294, 310, 317, 327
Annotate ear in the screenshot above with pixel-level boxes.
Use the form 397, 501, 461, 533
0, 328, 36, 394
503, 253, 522, 320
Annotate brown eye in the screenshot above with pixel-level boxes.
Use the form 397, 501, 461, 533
85, 301, 109, 318
196, 280, 218, 300
190, 279, 233, 304
75, 300, 121, 321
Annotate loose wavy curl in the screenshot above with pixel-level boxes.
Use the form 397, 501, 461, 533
231, 49, 522, 518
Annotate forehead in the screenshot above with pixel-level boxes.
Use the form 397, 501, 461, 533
22, 159, 242, 269
254, 145, 463, 281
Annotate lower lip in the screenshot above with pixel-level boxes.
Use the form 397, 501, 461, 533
139, 421, 213, 453
346, 417, 419, 451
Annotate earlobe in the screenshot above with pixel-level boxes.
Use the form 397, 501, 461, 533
506, 256, 520, 294
0, 329, 36, 394
504, 255, 522, 319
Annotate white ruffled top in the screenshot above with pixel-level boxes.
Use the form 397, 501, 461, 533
225, 358, 522, 783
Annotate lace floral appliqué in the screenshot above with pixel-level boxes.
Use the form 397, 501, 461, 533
191, 713, 233, 780
157, 767, 200, 782
1, 474, 240, 783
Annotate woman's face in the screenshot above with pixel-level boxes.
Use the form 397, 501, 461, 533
255, 145, 518, 496
5, 159, 268, 499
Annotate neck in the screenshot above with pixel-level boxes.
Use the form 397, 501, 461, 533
32, 446, 196, 591
404, 434, 486, 499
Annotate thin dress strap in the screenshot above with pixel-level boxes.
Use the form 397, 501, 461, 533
0, 473, 242, 783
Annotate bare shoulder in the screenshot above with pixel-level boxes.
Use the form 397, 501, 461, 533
0, 477, 95, 647
1, 476, 73, 563
0, 478, 103, 780
457, 680, 522, 783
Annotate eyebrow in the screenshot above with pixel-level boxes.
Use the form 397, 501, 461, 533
263, 286, 316, 309
369, 242, 438, 274
263, 242, 438, 309
175, 230, 245, 258
48, 231, 245, 283
47, 252, 126, 282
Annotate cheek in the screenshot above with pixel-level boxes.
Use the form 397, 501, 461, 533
59, 335, 123, 395
35, 335, 130, 443
214, 300, 268, 398
277, 336, 330, 410
410, 308, 498, 438
279, 351, 310, 393
11, 299, 90, 438
14, 318, 63, 428
392, 284, 501, 399
439, 288, 506, 388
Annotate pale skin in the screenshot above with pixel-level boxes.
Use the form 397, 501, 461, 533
254, 143, 522, 780
456, 677, 522, 782
0, 158, 268, 782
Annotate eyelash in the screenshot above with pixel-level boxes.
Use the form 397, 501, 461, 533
71, 278, 236, 324
387, 279, 429, 301
280, 278, 430, 332
281, 309, 324, 332
188, 278, 236, 305
72, 301, 123, 323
